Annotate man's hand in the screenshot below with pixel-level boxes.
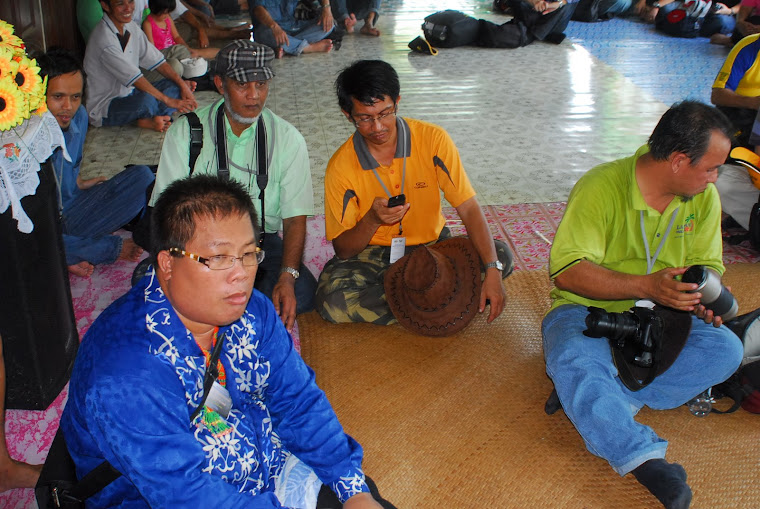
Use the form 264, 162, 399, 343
271, 23, 290, 46
367, 197, 410, 227
715, 2, 731, 15
642, 267, 702, 311
542, 1, 563, 13
166, 96, 197, 114
319, 5, 334, 31
77, 176, 107, 190
272, 273, 298, 331
343, 492, 383, 509
479, 269, 506, 323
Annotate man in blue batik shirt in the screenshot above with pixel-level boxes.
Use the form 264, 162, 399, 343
60, 174, 394, 508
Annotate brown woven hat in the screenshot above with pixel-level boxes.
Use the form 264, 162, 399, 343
384, 237, 482, 337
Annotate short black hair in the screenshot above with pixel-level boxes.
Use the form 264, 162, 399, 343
37, 47, 85, 83
148, 0, 177, 14
648, 101, 733, 163
151, 175, 259, 263
335, 60, 400, 114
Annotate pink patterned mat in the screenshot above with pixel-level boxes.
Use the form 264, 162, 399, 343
2, 204, 757, 507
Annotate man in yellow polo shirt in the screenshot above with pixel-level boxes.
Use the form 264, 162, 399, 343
543, 101, 743, 509
315, 60, 513, 325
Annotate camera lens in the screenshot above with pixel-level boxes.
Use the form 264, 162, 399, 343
584, 307, 640, 342
682, 266, 738, 321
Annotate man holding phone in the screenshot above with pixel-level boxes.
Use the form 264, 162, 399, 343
315, 60, 513, 326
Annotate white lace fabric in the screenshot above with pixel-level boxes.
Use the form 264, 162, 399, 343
0, 112, 70, 233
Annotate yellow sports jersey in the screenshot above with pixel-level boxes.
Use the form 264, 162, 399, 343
713, 33, 760, 96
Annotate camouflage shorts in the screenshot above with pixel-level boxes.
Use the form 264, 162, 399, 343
314, 232, 514, 325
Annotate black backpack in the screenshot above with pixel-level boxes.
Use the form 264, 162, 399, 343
422, 10, 482, 47
710, 308, 760, 414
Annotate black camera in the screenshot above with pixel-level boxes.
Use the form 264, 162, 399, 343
583, 306, 664, 368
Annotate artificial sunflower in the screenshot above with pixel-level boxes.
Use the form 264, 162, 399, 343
0, 45, 14, 79
0, 21, 24, 53
14, 55, 44, 110
0, 74, 26, 130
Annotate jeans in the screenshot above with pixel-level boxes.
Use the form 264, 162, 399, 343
331, 0, 381, 21
254, 233, 317, 314
62, 165, 155, 265
254, 19, 334, 55
542, 304, 742, 475
658, 2, 736, 37
102, 79, 181, 127
597, 0, 633, 17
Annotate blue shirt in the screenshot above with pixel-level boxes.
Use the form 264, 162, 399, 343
61, 268, 369, 507
51, 105, 87, 213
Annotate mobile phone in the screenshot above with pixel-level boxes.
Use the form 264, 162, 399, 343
387, 194, 406, 208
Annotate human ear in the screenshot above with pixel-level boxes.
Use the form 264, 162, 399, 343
157, 250, 173, 279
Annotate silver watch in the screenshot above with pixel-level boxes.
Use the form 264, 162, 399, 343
484, 260, 504, 272
280, 266, 300, 280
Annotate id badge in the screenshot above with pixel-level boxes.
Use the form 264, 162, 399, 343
205, 381, 232, 418
389, 236, 406, 264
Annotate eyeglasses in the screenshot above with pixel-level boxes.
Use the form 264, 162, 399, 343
352, 105, 397, 126
169, 247, 265, 270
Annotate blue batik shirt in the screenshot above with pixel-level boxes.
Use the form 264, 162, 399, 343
61, 268, 368, 508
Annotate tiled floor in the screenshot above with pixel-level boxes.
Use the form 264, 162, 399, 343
79, 0, 731, 215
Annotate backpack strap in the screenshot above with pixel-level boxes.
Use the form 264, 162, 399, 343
255, 115, 268, 240
182, 112, 203, 175
215, 105, 230, 182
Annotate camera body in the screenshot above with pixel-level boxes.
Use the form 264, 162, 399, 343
584, 306, 664, 368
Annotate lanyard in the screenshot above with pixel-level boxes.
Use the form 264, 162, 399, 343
371, 119, 407, 233
640, 207, 679, 275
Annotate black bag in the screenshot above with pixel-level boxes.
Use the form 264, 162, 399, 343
749, 198, 760, 251
654, 0, 712, 38
422, 10, 482, 47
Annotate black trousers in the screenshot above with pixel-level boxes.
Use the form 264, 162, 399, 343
316, 476, 397, 509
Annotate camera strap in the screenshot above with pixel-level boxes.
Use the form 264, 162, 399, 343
371, 118, 408, 235
640, 208, 679, 274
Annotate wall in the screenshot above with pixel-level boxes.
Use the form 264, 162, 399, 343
0, 0, 85, 57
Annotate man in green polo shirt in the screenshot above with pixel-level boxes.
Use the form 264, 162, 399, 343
150, 40, 315, 332
543, 101, 743, 509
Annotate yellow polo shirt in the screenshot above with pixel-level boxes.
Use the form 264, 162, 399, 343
324, 117, 476, 246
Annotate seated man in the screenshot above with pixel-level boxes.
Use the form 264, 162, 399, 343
60, 175, 392, 508
38, 48, 153, 277
331, 0, 381, 36
543, 101, 743, 508
250, 0, 335, 57
151, 41, 317, 331
0, 336, 41, 493
316, 60, 514, 326
84, 0, 197, 132
711, 32, 760, 147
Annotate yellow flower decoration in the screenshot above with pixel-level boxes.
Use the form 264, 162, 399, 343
0, 74, 26, 130
0, 46, 14, 79
13, 55, 43, 110
0, 21, 24, 53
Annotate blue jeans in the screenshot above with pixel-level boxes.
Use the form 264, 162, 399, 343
102, 79, 181, 127
542, 304, 742, 475
254, 20, 334, 55
62, 165, 155, 265
597, 0, 633, 17
254, 233, 317, 314
331, 0, 380, 21
657, 2, 736, 37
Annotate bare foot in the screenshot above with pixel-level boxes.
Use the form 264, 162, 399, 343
136, 116, 172, 133
68, 261, 94, 278
275, 47, 285, 59
302, 39, 333, 54
360, 23, 380, 36
0, 457, 43, 492
710, 33, 732, 46
119, 238, 144, 262
343, 14, 357, 33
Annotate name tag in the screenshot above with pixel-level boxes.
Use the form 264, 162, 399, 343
390, 236, 406, 264
205, 381, 232, 419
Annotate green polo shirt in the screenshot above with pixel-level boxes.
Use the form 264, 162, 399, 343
548, 145, 724, 313
151, 99, 313, 232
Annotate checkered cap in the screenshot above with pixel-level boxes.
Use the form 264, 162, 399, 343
214, 40, 275, 82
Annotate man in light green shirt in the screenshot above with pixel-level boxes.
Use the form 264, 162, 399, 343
150, 41, 315, 331
543, 101, 743, 509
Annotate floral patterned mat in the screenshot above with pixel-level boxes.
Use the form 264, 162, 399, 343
2, 203, 757, 508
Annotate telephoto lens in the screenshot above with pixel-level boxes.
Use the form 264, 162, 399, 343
682, 266, 739, 321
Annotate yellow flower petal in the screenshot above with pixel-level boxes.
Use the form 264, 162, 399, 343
0, 77, 26, 130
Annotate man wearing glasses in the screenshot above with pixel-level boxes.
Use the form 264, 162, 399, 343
61, 175, 394, 508
315, 59, 513, 326
151, 40, 316, 332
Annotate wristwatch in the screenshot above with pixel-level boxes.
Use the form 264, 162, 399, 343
280, 266, 300, 280
484, 260, 504, 272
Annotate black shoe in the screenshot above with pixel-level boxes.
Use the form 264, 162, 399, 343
632, 459, 692, 509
